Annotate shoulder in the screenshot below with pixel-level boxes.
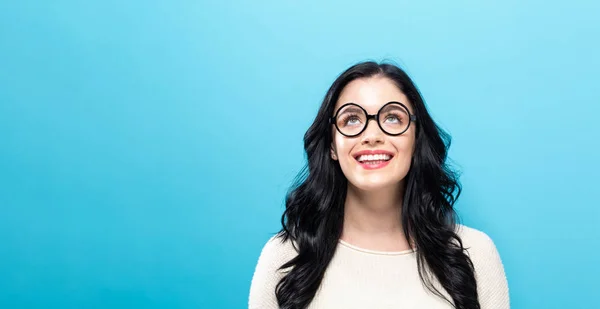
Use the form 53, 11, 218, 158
455, 224, 511, 308
248, 234, 299, 309
455, 224, 504, 271
455, 224, 497, 253
255, 233, 299, 268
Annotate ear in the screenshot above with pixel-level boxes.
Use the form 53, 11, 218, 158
330, 144, 338, 160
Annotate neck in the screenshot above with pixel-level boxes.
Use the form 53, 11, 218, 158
340, 182, 412, 252
343, 182, 404, 233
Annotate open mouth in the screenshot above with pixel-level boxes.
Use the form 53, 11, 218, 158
354, 154, 393, 166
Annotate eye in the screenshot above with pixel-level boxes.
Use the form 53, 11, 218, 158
385, 114, 401, 123
341, 113, 362, 126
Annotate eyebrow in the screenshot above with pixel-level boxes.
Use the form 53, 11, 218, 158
338, 106, 363, 114
382, 104, 409, 113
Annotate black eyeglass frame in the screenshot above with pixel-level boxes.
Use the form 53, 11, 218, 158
328, 101, 417, 137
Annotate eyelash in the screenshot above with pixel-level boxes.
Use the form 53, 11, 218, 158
341, 113, 361, 125
386, 114, 402, 122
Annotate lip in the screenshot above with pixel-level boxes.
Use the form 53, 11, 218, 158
352, 149, 395, 170
352, 149, 395, 159
357, 159, 391, 170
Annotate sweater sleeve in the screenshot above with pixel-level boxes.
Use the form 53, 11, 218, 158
467, 229, 511, 309
248, 235, 296, 309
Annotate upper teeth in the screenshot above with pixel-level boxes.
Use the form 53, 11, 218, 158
357, 154, 391, 162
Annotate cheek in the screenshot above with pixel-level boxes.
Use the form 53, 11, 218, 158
388, 129, 412, 145
396, 132, 416, 152
390, 138, 416, 168
335, 141, 352, 161
333, 139, 358, 170
333, 132, 351, 153
398, 138, 415, 152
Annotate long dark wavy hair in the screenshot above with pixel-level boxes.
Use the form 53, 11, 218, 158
275, 61, 479, 309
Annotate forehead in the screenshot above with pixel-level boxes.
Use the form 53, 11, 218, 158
335, 76, 413, 114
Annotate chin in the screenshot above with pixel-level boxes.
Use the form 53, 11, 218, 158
349, 178, 399, 191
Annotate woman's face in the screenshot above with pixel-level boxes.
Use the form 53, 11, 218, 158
330, 76, 416, 191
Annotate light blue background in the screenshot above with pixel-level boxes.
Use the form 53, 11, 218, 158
1, 1, 598, 308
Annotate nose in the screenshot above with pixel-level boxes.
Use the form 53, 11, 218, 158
360, 118, 384, 145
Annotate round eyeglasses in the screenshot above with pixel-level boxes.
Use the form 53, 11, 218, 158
329, 102, 417, 137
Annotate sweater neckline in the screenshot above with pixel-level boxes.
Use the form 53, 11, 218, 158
338, 239, 417, 256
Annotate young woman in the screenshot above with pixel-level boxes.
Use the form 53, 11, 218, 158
248, 61, 510, 309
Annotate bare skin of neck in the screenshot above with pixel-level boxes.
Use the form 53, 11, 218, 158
340, 182, 414, 252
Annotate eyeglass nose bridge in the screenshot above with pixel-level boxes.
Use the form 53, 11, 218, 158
365, 114, 378, 122
363, 114, 380, 131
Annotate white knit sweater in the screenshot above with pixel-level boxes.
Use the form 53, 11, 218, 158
249, 224, 510, 309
